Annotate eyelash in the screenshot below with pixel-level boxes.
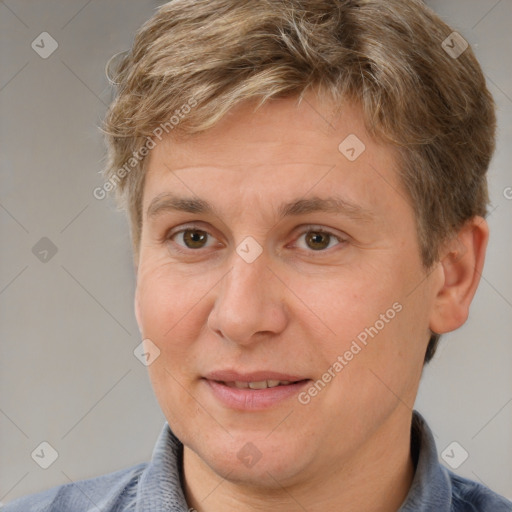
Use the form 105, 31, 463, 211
165, 224, 347, 255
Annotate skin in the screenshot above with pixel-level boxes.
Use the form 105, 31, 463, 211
134, 91, 488, 512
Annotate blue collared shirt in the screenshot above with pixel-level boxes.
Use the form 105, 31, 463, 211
3, 411, 511, 511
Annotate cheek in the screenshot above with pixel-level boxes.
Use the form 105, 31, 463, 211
300, 261, 426, 387
136, 258, 208, 338
135, 258, 225, 385
338, 284, 431, 415
290, 265, 399, 349
136, 262, 209, 427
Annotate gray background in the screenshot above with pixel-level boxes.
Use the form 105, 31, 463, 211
1, 0, 511, 505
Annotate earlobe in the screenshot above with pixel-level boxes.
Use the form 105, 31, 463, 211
429, 216, 489, 335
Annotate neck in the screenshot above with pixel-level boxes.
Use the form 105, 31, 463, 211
182, 410, 415, 512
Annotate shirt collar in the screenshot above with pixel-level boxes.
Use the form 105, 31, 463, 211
398, 410, 452, 511
135, 420, 188, 511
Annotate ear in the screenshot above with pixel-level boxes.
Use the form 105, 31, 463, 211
429, 216, 489, 335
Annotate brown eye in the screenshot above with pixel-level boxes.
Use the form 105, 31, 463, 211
177, 229, 210, 249
305, 231, 332, 250
293, 228, 345, 253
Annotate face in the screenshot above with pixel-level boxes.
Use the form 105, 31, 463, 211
135, 93, 440, 487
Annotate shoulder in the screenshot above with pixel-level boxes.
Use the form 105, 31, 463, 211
448, 470, 512, 511
1, 462, 147, 512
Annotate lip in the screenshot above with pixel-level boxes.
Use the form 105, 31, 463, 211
202, 370, 311, 411
205, 370, 307, 383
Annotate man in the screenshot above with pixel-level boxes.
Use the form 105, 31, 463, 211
4, 0, 511, 510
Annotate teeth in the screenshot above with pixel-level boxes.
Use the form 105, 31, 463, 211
226, 380, 295, 389
248, 381, 268, 389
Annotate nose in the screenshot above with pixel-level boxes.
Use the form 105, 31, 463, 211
207, 248, 289, 347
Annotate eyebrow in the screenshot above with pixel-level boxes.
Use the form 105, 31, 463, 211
146, 193, 374, 222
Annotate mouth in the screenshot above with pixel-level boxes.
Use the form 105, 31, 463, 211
202, 371, 311, 410
220, 379, 306, 389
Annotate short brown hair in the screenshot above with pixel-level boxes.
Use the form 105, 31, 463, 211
101, 0, 496, 363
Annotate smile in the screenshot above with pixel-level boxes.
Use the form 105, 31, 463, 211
221, 379, 297, 389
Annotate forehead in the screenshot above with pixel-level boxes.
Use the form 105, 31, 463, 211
152, 95, 377, 167
143, 94, 407, 223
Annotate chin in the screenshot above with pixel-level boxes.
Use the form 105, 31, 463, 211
192, 433, 312, 487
